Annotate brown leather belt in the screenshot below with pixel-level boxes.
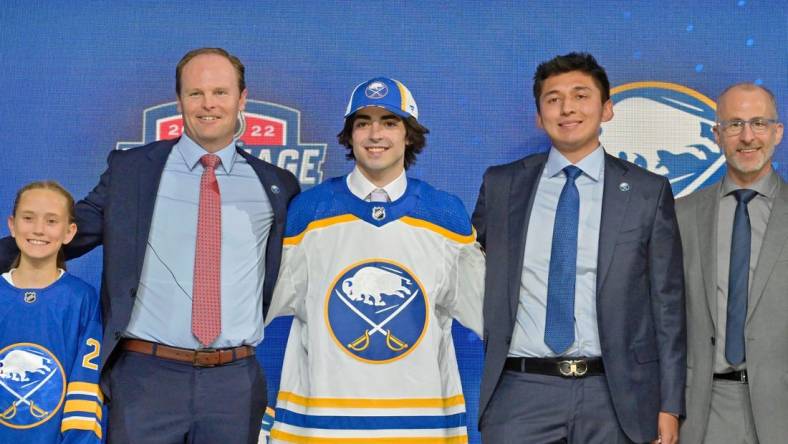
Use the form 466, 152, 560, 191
121, 339, 255, 367
505, 357, 604, 377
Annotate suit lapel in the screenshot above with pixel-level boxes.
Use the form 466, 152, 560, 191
696, 183, 720, 328
507, 157, 545, 323
596, 155, 631, 293
136, 141, 174, 273
239, 149, 286, 220
747, 179, 788, 324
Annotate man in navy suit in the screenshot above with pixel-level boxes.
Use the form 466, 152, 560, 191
473, 53, 685, 443
2, 48, 299, 444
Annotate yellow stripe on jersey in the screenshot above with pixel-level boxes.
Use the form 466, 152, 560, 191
278, 392, 466, 409
64, 399, 103, 420
66, 381, 104, 402
61, 416, 102, 439
284, 214, 360, 246
271, 429, 468, 443
399, 217, 476, 244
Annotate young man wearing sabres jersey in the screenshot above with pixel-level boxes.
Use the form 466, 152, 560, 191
265, 77, 485, 443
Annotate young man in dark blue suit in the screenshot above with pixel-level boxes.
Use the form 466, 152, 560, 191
473, 53, 686, 443
1, 48, 299, 444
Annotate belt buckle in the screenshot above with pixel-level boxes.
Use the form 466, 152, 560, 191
558, 359, 588, 377
739, 370, 748, 383
193, 348, 218, 367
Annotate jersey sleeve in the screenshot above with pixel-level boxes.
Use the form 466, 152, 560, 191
265, 241, 309, 324
60, 287, 103, 444
446, 235, 485, 337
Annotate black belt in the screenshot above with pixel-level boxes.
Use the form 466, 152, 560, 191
505, 357, 604, 378
713, 370, 748, 383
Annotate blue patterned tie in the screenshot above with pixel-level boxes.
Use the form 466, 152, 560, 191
544, 165, 583, 354
725, 189, 758, 366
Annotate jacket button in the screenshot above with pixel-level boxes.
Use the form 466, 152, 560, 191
710, 337, 716, 345
130, 288, 137, 298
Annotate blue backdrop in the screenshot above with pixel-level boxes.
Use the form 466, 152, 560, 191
1, 2, 785, 442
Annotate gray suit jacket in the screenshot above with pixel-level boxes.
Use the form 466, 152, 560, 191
677, 177, 788, 444
474, 152, 686, 443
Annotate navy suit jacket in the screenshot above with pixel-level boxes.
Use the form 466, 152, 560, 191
472, 152, 686, 442
1, 139, 300, 395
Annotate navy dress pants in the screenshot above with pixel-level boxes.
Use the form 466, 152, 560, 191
480, 370, 633, 444
106, 350, 267, 444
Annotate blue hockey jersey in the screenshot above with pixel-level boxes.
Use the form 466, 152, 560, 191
0, 272, 103, 443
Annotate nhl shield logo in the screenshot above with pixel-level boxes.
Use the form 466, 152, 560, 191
600, 82, 724, 197
371, 206, 386, 221
0, 343, 65, 429
325, 260, 428, 364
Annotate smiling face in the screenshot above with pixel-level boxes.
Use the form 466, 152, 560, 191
350, 107, 408, 186
714, 85, 784, 187
536, 70, 613, 163
176, 53, 247, 153
8, 188, 76, 268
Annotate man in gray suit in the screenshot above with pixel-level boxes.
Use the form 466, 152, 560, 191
677, 83, 785, 444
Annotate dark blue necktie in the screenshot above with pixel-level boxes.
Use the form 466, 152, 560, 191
725, 189, 758, 366
544, 165, 582, 354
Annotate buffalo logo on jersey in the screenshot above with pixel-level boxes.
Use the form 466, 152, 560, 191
0, 343, 65, 429
116, 100, 327, 190
326, 260, 428, 363
600, 82, 723, 197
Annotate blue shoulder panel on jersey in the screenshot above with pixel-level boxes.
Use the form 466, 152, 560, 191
406, 178, 473, 236
284, 176, 472, 238
284, 177, 351, 237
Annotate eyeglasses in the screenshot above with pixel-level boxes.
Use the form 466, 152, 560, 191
717, 118, 778, 136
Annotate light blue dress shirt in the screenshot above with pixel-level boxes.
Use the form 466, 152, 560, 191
126, 134, 273, 349
509, 146, 605, 358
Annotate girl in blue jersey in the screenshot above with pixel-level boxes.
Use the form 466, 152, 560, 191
0, 181, 103, 443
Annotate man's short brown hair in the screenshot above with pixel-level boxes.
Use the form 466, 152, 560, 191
175, 47, 245, 95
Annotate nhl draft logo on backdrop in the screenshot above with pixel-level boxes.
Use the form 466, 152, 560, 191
326, 260, 428, 363
600, 82, 724, 197
365, 81, 389, 99
117, 100, 327, 189
0, 343, 65, 429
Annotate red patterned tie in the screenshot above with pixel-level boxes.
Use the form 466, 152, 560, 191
193, 154, 222, 346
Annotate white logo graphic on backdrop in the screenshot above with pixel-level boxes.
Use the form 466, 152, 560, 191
600, 82, 723, 197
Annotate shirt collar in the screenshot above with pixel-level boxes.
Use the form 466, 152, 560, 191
175, 133, 238, 174
543, 145, 605, 181
721, 169, 777, 200
346, 166, 407, 201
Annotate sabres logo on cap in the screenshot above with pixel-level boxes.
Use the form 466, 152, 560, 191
365, 81, 389, 99
325, 260, 428, 363
0, 343, 65, 429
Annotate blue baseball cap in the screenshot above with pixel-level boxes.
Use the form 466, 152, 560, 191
344, 77, 420, 121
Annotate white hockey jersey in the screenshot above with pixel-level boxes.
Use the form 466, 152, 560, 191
267, 176, 484, 443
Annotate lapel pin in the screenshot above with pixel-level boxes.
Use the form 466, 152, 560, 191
619, 182, 630, 192
270, 185, 280, 194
